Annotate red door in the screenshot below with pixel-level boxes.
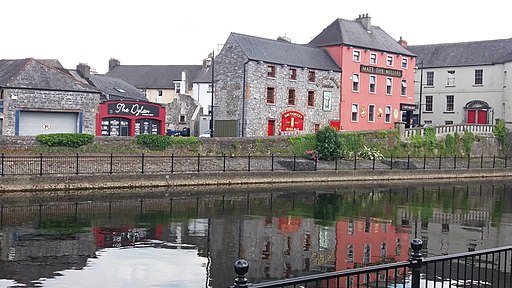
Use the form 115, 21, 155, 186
467, 110, 476, 124
267, 120, 275, 136
477, 110, 487, 124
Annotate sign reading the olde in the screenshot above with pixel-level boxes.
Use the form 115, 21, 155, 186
108, 102, 160, 117
360, 65, 402, 78
281, 110, 304, 132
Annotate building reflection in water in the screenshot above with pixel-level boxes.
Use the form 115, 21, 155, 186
0, 183, 510, 287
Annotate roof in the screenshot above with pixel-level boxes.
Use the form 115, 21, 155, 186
88, 75, 147, 101
192, 67, 212, 83
0, 58, 98, 92
230, 33, 341, 71
409, 38, 512, 68
308, 18, 415, 57
105, 65, 203, 89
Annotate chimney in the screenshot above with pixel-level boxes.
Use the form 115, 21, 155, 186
356, 13, 371, 31
277, 35, 291, 43
180, 70, 187, 94
76, 63, 91, 79
398, 36, 408, 49
109, 58, 120, 71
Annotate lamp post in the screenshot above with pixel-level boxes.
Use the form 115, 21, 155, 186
417, 61, 424, 126
209, 50, 214, 137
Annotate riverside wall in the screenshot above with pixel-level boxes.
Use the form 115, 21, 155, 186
1, 168, 512, 195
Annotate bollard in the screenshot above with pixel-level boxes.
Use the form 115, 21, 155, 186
410, 238, 423, 288
231, 259, 250, 288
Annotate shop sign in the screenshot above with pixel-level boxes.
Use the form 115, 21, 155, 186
400, 103, 416, 111
360, 65, 402, 78
107, 102, 160, 117
281, 110, 304, 132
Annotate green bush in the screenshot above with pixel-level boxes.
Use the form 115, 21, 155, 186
135, 134, 172, 151
339, 132, 364, 158
462, 131, 475, 155
443, 134, 456, 156
288, 134, 317, 155
316, 126, 342, 160
494, 120, 508, 149
36, 133, 94, 148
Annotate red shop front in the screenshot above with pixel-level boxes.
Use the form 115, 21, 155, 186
97, 100, 166, 136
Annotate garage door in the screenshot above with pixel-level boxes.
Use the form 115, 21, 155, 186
18, 111, 79, 136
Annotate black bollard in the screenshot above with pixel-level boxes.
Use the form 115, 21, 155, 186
232, 259, 250, 288
410, 238, 423, 288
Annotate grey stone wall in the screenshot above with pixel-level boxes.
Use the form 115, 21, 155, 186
214, 35, 341, 137
245, 62, 340, 137
1, 88, 99, 136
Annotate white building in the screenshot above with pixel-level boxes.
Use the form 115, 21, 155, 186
408, 39, 512, 127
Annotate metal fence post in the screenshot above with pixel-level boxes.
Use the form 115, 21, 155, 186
493, 154, 496, 168
454, 155, 457, 169
423, 155, 426, 170
110, 153, 113, 174
141, 153, 145, 174
410, 238, 424, 288
372, 156, 375, 170
407, 154, 410, 170
271, 153, 274, 172
506, 155, 508, 168
76, 153, 79, 175
293, 154, 296, 171
223, 153, 226, 172
335, 157, 338, 171
231, 259, 250, 288
197, 153, 200, 173
171, 154, 174, 174
390, 155, 393, 170
39, 153, 43, 176
314, 157, 317, 171
481, 154, 484, 169
438, 155, 442, 169
353, 154, 357, 170
1, 153, 4, 176
248, 154, 251, 172
467, 154, 470, 169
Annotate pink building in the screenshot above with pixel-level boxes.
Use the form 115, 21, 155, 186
310, 15, 417, 131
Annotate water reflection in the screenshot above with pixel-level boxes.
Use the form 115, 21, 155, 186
0, 183, 510, 287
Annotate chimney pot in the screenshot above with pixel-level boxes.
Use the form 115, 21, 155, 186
108, 58, 120, 71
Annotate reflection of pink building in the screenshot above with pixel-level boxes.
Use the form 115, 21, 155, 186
309, 15, 416, 131
330, 218, 409, 288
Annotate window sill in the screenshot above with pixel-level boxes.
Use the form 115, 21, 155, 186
265, 102, 276, 105
472, 84, 484, 87
423, 111, 433, 114
443, 111, 455, 114
307, 105, 315, 108
267, 76, 276, 79
289, 79, 297, 82
445, 85, 456, 88
424, 85, 434, 88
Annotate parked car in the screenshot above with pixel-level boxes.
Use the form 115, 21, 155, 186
199, 129, 211, 137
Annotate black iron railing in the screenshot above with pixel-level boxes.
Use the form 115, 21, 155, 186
0, 153, 509, 176
230, 239, 512, 288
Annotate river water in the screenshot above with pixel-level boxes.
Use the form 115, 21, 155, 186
0, 181, 511, 287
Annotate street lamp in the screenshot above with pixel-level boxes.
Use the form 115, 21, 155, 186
415, 61, 424, 126
209, 50, 215, 137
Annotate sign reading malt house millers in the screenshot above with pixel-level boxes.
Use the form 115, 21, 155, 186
360, 65, 402, 78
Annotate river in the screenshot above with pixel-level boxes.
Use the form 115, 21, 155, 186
0, 181, 510, 287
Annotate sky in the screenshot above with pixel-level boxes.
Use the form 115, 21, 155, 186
2, 0, 511, 74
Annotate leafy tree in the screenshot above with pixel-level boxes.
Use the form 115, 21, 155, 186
316, 126, 342, 160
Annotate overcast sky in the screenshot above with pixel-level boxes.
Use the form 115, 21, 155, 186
2, 0, 510, 74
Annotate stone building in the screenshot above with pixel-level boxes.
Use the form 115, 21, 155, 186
214, 33, 341, 137
0, 58, 100, 136
167, 94, 202, 136
408, 39, 512, 126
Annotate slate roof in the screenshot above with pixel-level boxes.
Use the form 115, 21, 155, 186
0, 58, 98, 92
88, 75, 147, 101
105, 65, 203, 89
308, 18, 415, 57
230, 33, 341, 72
408, 38, 512, 68
192, 67, 212, 83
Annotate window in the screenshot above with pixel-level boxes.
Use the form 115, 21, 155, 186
368, 104, 375, 122
401, 79, 407, 96
445, 120, 454, 125
369, 75, 376, 93
174, 82, 181, 92
307, 90, 315, 106
207, 84, 213, 92
266, 87, 275, 104
446, 95, 454, 112
386, 55, 394, 66
352, 74, 359, 92
352, 74, 360, 92
347, 245, 354, 262
267, 65, 276, 78
370, 53, 377, 65
385, 106, 391, 123
179, 115, 186, 123
353, 50, 361, 62
447, 70, 455, 86
322, 91, 332, 111
425, 95, 433, 112
288, 89, 296, 105
401, 58, 408, 69
351, 104, 359, 122
474, 69, 483, 85
386, 78, 393, 95
308, 70, 316, 82
426, 71, 434, 86
289, 68, 297, 80
158, 90, 163, 96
